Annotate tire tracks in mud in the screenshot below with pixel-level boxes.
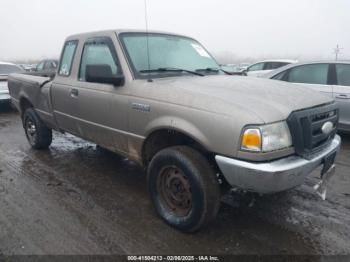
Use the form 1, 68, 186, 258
0, 146, 173, 254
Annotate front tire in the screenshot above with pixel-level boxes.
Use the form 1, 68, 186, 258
23, 108, 52, 149
147, 146, 221, 232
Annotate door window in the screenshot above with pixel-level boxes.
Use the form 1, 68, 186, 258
287, 64, 328, 85
248, 63, 264, 72
264, 62, 289, 70
336, 64, 350, 86
58, 41, 78, 76
79, 40, 119, 81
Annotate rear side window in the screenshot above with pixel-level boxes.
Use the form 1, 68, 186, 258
58, 41, 78, 76
287, 64, 328, 85
336, 64, 350, 86
248, 63, 264, 71
79, 40, 119, 81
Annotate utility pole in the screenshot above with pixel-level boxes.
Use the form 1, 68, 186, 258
333, 44, 343, 61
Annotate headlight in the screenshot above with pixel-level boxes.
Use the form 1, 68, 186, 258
241, 121, 292, 152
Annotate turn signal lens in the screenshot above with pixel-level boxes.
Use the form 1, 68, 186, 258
241, 129, 262, 152
240, 122, 293, 153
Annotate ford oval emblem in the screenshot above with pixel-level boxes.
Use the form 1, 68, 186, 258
321, 121, 333, 135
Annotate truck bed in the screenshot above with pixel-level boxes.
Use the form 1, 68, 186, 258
8, 73, 51, 103
8, 73, 51, 105
8, 74, 54, 127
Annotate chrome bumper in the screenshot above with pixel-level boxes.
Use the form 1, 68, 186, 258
215, 135, 341, 194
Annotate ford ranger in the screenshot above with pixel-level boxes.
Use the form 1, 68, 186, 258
8, 30, 341, 231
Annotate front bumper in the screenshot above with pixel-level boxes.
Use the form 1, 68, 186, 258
215, 135, 341, 194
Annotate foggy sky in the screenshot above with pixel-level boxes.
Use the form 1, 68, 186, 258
1, 0, 349, 62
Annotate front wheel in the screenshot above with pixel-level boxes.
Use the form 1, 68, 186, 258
147, 146, 221, 232
23, 108, 52, 149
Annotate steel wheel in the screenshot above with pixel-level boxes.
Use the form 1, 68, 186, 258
25, 118, 37, 146
148, 146, 221, 231
22, 108, 52, 149
157, 166, 192, 217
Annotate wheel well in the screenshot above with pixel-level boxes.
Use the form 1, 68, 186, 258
19, 97, 33, 119
142, 129, 214, 167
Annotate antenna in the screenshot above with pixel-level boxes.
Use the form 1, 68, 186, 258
144, 0, 152, 81
333, 44, 343, 61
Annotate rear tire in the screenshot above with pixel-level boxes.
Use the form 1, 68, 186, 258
147, 146, 221, 232
23, 108, 52, 149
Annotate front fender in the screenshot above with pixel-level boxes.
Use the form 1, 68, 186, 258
144, 115, 211, 150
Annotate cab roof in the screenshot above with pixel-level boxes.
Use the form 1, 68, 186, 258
66, 29, 192, 41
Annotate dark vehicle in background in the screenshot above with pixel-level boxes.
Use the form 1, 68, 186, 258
18, 64, 37, 72
0, 62, 23, 105
30, 59, 58, 78
265, 61, 350, 132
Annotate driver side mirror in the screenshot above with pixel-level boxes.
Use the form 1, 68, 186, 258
86, 64, 124, 86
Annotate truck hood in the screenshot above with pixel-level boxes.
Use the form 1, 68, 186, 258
148, 75, 333, 123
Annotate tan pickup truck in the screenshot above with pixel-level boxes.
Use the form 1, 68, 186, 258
8, 30, 341, 231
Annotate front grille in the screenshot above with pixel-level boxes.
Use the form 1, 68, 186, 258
287, 103, 339, 159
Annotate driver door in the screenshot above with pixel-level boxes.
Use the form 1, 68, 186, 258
71, 37, 129, 155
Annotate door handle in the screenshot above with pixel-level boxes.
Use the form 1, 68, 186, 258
70, 88, 79, 98
335, 94, 350, 99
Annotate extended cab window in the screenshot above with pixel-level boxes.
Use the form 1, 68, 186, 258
79, 40, 119, 81
287, 64, 328, 85
336, 64, 350, 86
59, 41, 78, 76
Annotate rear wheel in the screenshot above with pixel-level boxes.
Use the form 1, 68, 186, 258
148, 146, 221, 232
23, 108, 52, 149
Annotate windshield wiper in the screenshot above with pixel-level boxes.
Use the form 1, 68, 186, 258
139, 67, 204, 77
196, 67, 231, 75
195, 67, 220, 72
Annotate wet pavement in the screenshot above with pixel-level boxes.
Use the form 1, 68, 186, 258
0, 105, 349, 255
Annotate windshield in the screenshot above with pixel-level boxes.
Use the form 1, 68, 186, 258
120, 33, 220, 78
0, 64, 22, 75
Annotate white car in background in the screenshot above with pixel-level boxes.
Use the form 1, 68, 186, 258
245, 59, 298, 77
0, 62, 23, 105
264, 61, 350, 132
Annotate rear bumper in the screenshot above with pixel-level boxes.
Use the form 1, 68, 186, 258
0, 90, 10, 102
0, 94, 11, 103
215, 135, 341, 194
